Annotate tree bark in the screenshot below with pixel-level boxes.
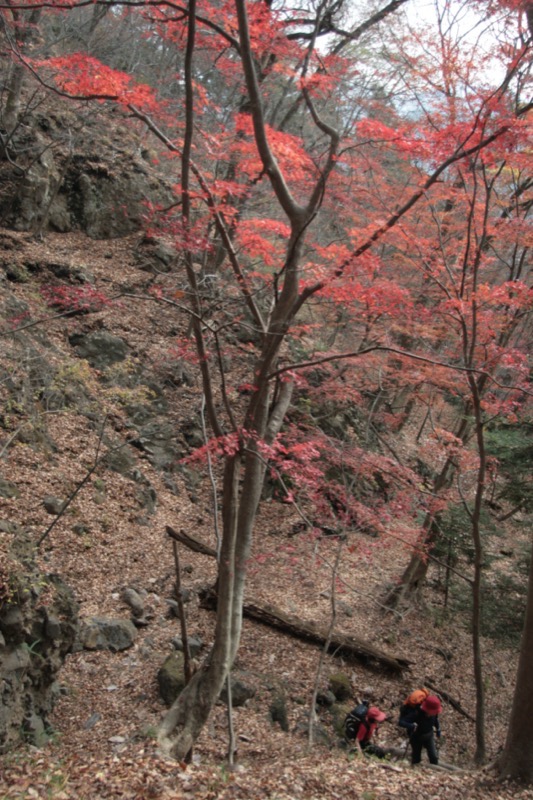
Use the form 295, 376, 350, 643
495, 535, 533, 782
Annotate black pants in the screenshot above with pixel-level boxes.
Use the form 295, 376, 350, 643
411, 732, 438, 765
361, 741, 387, 759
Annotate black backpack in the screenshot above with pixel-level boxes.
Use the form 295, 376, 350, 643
344, 702, 369, 741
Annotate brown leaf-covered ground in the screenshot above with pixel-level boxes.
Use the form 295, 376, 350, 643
1, 229, 531, 799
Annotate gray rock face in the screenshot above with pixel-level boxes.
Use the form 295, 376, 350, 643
0, 537, 79, 753
69, 331, 129, 369
78, 617, 137, 652
0, 113, 175, 239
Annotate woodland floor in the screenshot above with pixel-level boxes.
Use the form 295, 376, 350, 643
1, 229, 532, 799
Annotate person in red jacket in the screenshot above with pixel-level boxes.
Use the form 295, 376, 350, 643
355, 706, 388, 758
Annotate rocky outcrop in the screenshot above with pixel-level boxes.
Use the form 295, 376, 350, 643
0, 106, 175, 238
0, 527, 79, 752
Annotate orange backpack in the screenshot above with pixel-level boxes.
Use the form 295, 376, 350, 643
405, 688, 430, 707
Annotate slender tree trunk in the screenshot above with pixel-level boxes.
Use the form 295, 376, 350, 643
158, 455, 241, 758
496, 535, 533, 782
468, 377, 487, 764
2, 8, 42, 132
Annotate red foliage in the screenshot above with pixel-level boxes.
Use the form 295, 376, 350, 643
41, 284, 112, 314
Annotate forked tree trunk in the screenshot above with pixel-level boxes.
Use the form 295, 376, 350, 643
159, 386, 289, 758
159, 454, 244, 757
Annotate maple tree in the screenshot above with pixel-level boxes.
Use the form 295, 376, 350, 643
1, 0, 532, 771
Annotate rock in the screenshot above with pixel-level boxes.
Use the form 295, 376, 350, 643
220, 675, 255, 708
328, 672, 352, 701
171, 636, 203, 657
44, 615, 62, 640
69, 331, 129, 369
269, 690, 289, 731
83, 712, 102, 730
78, 617, 137, 652
1, 645, 31, 673
122, 588, 145, 618
157, 653, 186, 706
0, 477, 20, 499
0, 111, 175, 238
135, 235, 178, 274
0, 607, 26, 644
23, 712, 49, 747
131, 420, 183, 471
0, 553, 78, 753
330, 701, 353, 738
316, 690, 336, 707
42, 496, 65, 515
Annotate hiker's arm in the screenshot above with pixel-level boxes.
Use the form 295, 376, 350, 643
399, 718, 417, 735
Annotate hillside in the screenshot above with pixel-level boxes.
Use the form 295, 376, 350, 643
0, 226, 532, 800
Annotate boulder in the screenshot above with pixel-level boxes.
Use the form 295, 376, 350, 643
157, 652, 186, 706
171, 636, 203, 657
220, 674, 256, 708
328, 672, 352, 701
69, 331, 129, 370
269, 689, 289, 731
78, 617, 137, 652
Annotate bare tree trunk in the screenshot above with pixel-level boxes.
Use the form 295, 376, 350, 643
467, 376, 486, 764
385, 415, 471, 609
158, 455, 242, 758
2, 8, 42, 132
496, 535, 533, 782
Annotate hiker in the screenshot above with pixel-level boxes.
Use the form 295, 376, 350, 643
398, 687, 430, 733
401, 694, 442, 765
348, 705, 388, 758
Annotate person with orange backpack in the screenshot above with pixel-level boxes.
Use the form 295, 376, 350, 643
400, 693, 442, 765
398, 687, 430, 735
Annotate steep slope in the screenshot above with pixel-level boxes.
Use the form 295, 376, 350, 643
0, 225, 530, 799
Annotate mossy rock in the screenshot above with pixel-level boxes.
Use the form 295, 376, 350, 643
157, 652, 186, 706
330, 701, 352, 738
269, 690, 289, 731
328, 672, 352, 701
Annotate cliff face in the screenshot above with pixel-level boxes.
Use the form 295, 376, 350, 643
0, 527, 79, 752
0, 99, 177, 752
0, 102, 173, 239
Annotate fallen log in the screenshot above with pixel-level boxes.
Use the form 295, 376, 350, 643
424, 678, 476, 722
167, 525, 412, 673
200, 586, 412, 673
166, 525, 217, 558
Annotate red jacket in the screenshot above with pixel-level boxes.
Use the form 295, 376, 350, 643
356, 719, 378, 745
